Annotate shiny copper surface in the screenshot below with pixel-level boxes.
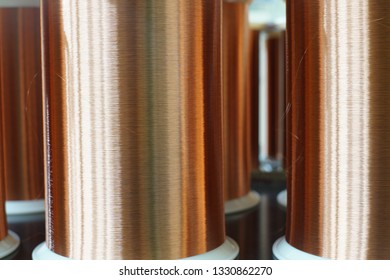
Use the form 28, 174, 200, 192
223, 0, 251, 200
0, 8, 44, 202
265, 31, 285, 164
286, 0, 390, 259
0, 122, 6, 239
42, 0, 224, 259
247, 29, 260, 170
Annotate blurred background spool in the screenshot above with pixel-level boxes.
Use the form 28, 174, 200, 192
0, 109, 20, 258
247, 28, 260, 172
249, 0, 286, 173
274, 0, 390, 260
248, 0, 286, 208
223, 0, 261, 215
33, 0, 238, 260
0, 0, 44, 215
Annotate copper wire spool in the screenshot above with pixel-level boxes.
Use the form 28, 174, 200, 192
0, 110, 20, 257
0, 172, 6, 241
265, 31, 285, 167
0, 5, 44, 208
258, 30, 286, 172
280, 0, 390, 259
247, 29, 260, 171
223, 0, 260, 214
35, 0, 237, 260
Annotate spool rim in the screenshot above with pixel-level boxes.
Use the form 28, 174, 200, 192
33, 237, 239, 260
0, 230, 20, 259
276, 189, 287, 209
272, 236, 327, 260
0, 0, 40, 7
225, 190, 260, 215
6, 199, 45, 216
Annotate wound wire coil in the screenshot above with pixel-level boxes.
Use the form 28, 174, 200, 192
0, 117, 20, 258
0, 162, 6, 240
263, 30, 286, 171
40, 0, 227, 260
247, 28, 260, 170
0, 5, 44, 204
223, 0, 251, 201
286, 0, 390, 259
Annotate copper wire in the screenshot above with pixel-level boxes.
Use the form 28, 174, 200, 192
247, 29, 260, 170
286, 0, 390, 259
257, 29, 286, 171
223, 0, 251, 201
0, 134, 6, 240
265, 31, 285, 166
42, 0, 224, 260
0, 7, 44, 201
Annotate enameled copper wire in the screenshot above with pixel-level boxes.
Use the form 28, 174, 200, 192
257, 29, 286, 172
223, 0, 252, 201
41, 0, 225, 260
264, 31, 285, 169
0, 147, 6, 240
286, 0, 390, 259
0, 7, 44, 201
247, 29, 260, 170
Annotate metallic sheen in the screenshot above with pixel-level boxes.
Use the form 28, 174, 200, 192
42, 0, 224, 260
264, 31, 285, 168
0, 8, 44, 201
0, 147, 6, 240
223, 0, 251, 200
247, 29, 260, 170
286, 0, 390, 259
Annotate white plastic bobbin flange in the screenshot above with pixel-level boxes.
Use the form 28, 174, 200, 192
0, 231, 20, 259
0, 0, 39, 7
6, 199, 45, 216
225, 191, 260, 215
276, 189, 287, 209
33, 237, 240, 260
272, 236, 328, 260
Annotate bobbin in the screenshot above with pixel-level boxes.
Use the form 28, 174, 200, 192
272, 237, 327, 260
5, 200, 45, 216
249, 1, 286, 173
33, 238, 239, 260
223, 0, 260, 214
275, 0, 390, 260
0, 231, 20, 259
36, 0, 238, 260
0, 0, 45, 215
225, 191, 261, 215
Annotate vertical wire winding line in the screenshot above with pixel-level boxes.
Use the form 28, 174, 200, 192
286, 0, 390, 259
41, 0, 225, 260
0, 7, 44, 201
223, 0, 252, 201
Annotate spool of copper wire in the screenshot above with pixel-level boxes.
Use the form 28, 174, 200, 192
274, 0, 390, 260
33, 0, 238, 260
247, 29, 260, 171
257, 29, 286, 173
263, 31, 285, 170
223, 0, 261, 215
248, 0, 286, 173
0, 0, 44, 215
0, 105, 20, 258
